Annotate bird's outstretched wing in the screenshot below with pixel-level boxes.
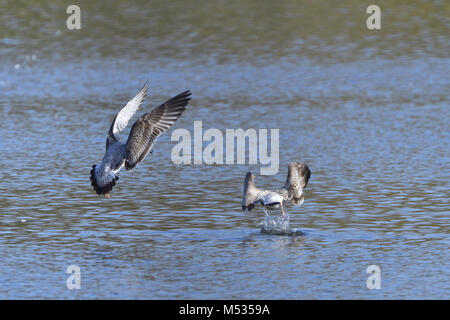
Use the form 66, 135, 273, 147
296, 163, 311, 189
284, 162, 311, 201
124, 90, 191, 170
107, 82, 149, 148
242, 172, 262, 211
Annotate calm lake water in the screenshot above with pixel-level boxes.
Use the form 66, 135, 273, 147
0, 0, 449, 299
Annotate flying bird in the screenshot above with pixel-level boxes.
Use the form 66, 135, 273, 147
242, 162, 311, 217
90, 82, 191, 197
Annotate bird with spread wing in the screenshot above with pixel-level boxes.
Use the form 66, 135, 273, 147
242, 162, 311, 217
90, 82, 191, 197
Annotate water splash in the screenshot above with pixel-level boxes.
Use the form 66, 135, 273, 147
260, 210, 304, 236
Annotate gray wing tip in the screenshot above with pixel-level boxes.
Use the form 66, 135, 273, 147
304, 168, 311, 188
174, 90, 192, 100
135, 81, 149, 100
142, 81, 149, 95
163, 90, 192, 111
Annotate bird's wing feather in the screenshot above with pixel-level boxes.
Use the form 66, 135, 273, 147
107, 82, 149, 148
243, 187, 262, 209
124, 90, 191, 170
284, 162, 311, 201
297, 163, 311, 189
242, 172, 261, 210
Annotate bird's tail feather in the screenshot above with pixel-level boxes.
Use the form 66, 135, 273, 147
90, 165, 119, 195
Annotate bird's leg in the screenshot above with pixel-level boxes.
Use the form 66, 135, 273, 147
104, 193, 111, 199
281, 204, 285, 218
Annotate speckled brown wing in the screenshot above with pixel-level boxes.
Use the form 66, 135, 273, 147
297, 163, 311, 189
124, 90, 191, 170
284, 162, 311, 201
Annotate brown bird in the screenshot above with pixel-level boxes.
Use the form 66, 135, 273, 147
242, 162, 311, 217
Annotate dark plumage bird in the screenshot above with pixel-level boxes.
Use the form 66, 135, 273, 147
90, 82, 191, 197
242, 162, 311, 217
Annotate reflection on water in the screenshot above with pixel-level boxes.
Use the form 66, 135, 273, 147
0, 0, 449, 299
